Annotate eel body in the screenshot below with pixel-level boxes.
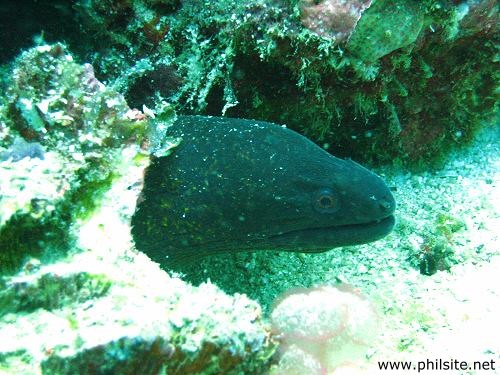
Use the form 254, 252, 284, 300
132, 116, 396, 264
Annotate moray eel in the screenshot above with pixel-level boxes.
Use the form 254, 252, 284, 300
132, 116, 395, 265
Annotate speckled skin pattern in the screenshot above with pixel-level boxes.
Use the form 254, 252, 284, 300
132, 116, 395, 265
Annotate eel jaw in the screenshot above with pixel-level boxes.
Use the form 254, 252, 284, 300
267, 215, 396, 252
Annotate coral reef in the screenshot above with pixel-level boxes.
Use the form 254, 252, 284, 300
0, 43, 152, 273
0, 44, 277, 373
0, 1, 498, 372
0, 252, 276, 374
64, 0, 498, 169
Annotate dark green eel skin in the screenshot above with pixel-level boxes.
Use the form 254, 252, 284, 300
132, 116, 396, 265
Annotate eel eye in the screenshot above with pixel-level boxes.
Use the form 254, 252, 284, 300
313, 188, 339, 213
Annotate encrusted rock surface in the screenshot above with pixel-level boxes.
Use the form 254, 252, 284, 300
0, 44, 277, 374
0, 251, 275, 374
64, 0, 498, 168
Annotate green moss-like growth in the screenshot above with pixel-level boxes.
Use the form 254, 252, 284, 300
73, 0, 497, 169
436, 212, 466, 238
417, 236, 456, 276
0, 268, 112, 316
0, 42, 277, 375
69, 163, 118, 221
0, 44, 151, 274
41, 336, 175, 375
411, 213, 465, 276
0, 211, 71, 275
347, 0, 424, 62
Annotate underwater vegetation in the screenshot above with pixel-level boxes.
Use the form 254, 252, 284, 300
0, 43, 151, 274
0, 0, 498, 372
0, 44, 278, 373
0, 254, 277, 374
414, 213, 466, 276
64, 0, 499, 169
1, 1, 495, 168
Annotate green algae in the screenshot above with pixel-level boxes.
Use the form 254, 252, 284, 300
1, 2, 497, 168
347, 0, 424, 62
0, 268, 112, 316
0, 43, 277, 374
0, 210, 72, 275
0, 4, 497, 373
0, 43, 151, 274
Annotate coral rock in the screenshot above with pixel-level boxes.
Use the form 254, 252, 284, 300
299, 0, 373, 42
271, 285, 378, 373
347, 0, 424, 61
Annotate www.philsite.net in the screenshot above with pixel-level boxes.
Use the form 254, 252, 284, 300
377, 358, 496, 372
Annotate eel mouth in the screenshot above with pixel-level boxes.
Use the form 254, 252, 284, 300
268, 215, 396, 251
